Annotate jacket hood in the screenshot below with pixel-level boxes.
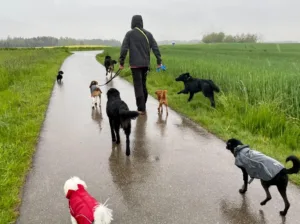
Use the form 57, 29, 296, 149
234, 145, 249, 157
131, 15, 143, 29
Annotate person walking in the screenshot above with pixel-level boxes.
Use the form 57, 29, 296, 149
119, 15, 162, 115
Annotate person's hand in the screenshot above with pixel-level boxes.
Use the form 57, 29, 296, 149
119, 65, 124, 70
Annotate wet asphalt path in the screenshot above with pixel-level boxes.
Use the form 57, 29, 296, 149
17, 51, 300, 224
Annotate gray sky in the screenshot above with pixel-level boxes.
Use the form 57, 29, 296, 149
1, 0, 299, 42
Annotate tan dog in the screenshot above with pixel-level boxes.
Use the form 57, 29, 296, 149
155, 90, 168, 115
89, 81, 102, 109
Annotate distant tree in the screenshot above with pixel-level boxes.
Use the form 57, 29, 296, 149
202, 32, 225, 43
0, 36, 121, 48
202, 32, 258, 43
223, 35, 235, 43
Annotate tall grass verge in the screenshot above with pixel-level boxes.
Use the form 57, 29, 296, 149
96, 43, 300, 185
0, 48, 69, 223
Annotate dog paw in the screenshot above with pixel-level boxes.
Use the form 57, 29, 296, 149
116, 140, 120, 144
260, 201, 266, 206
280, 211, 287, 216
112, 138, 116, 142
126, 151, 130, 156
92, 106, 95, 110
239, 189, 247, 194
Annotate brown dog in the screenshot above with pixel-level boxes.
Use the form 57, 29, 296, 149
155, 90, 168, 115
89, 81, 102, 109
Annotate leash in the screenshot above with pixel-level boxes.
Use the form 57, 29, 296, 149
99, 69, 122, 86
98, 66, 151, 87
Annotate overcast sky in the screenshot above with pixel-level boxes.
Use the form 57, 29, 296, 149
0, 0, 299, 42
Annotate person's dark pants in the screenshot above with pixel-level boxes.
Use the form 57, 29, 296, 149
131, 67, 149, 112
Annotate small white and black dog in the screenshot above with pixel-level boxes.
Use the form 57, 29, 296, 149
64, 176, 113, 224
89, 81, 102, 109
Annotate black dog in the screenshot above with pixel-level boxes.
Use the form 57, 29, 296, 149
104, 56, 111, 76
104, 56, 117, 76
106, 88, 139, 156
56, 70, 64, 83
175, 72, 220, 107
226, 138, 300, 216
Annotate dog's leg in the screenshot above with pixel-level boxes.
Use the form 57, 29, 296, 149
92, 97, 95, 109
99, 95, 101, 107
158, 103, 162, 114
114, 122, 121, 144
260, 180, 272, 206
239, 167, 248, 194
209, 94, 216, 108
277, 183, 290, 216
124, 123, 131, 156
188, 92, 194, 102
109, 118, 116, 142
70, 216, 77, 224
165, 103, 169, 116
95, 96, 98, 107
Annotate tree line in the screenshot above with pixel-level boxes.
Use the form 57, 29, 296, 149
202, 32, 259, 43
0, 36, 121, 48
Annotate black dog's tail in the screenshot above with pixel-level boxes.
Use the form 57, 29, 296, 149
207, 80, 220, 93
285, 155, 300, 174
119, 110, 139, 129
119, 110, 139, 120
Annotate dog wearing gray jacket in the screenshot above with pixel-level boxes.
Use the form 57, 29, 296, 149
226, 138, 300, 216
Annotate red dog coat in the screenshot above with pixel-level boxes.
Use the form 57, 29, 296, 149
66, 184, 99, 224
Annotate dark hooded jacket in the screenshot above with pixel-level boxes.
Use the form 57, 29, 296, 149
119, 15, 162, 67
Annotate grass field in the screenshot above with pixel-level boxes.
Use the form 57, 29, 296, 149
0, 48, 69, 223
97, 43, 300, 184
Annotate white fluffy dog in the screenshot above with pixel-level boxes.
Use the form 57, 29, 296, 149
64, 176, 113, 224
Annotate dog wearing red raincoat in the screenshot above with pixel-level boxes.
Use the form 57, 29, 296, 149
64, 176, 113, 224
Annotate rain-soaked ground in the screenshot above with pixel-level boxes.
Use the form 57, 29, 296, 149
17, 51, 300, 224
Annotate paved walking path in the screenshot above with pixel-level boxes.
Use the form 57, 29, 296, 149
17, 51, 300, 224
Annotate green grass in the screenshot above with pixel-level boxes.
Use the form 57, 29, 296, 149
96, 43, 300, 185
0, 48, 69, 224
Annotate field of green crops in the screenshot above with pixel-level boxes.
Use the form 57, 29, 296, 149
97, 43, 300, 184
0, 48, 69, 223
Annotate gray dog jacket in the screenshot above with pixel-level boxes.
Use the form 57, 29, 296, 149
234, 145, 284, 181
